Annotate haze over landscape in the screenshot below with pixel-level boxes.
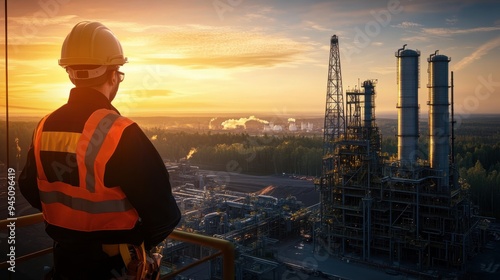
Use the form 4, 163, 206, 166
1, 0, 500, 120
2, 2, 500, 278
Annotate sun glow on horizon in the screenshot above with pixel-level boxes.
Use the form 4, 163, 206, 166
1, 0, 500, 119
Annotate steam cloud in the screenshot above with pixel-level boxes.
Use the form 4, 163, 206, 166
221, 116, 269, 129
186, 147, 197, 160
208, 117, 218, 130
15, 138, 21, 158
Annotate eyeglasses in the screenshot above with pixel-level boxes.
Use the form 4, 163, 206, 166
116, 70, 125, 82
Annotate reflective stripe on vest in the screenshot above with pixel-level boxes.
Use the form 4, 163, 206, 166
34, 109, 139, 232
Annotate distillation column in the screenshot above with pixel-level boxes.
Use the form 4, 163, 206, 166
395, 45, 420, 165
428, 51, 451, 189
363, 80, 375, 129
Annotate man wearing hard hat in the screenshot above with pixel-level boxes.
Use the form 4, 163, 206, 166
19, 21, 181, 279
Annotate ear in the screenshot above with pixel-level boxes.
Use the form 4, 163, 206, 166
108, 70, 118, 85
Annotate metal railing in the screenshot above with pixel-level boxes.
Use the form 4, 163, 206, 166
0, 213, 235, 279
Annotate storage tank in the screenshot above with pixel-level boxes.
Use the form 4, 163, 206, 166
395, 45, 420, 164
428, 51, 450, 188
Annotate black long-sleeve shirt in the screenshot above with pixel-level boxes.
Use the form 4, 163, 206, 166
19, 87, 181, 250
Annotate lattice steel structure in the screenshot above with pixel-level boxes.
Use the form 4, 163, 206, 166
319, 35, 346, 251
322, 35, 346, 148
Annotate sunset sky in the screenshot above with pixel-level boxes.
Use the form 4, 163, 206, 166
1, 0, 500, 120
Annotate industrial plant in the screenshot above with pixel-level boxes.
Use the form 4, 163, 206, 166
151, 35, 491, 279
318, 35, 485, 274
161, 161, 318, 279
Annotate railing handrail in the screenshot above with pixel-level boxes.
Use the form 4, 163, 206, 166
0, 212, 45, 228
0, 213, 235, 279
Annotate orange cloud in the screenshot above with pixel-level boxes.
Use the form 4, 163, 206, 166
126, 25, 310, 69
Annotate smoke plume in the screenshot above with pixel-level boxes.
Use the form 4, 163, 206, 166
186, 147, 197, 160
221, 116, 269, 129
208, 117, 218, 130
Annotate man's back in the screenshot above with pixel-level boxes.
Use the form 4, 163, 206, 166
20, 86, 180, 279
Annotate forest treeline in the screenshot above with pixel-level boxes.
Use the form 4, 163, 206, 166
145, 128, 324, 176
1, 121, 500, 218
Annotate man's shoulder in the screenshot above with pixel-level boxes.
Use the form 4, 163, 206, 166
116, 114, 139, 128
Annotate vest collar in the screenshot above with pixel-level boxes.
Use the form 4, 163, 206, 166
68, 87, 120, 114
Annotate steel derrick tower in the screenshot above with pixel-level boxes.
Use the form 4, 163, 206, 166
322, 35, 346, 152
318, 35, 346, 250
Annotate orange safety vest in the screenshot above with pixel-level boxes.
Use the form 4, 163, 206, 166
33, 109, 139, 232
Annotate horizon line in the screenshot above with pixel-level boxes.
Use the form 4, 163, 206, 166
2, 113, 500, 122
